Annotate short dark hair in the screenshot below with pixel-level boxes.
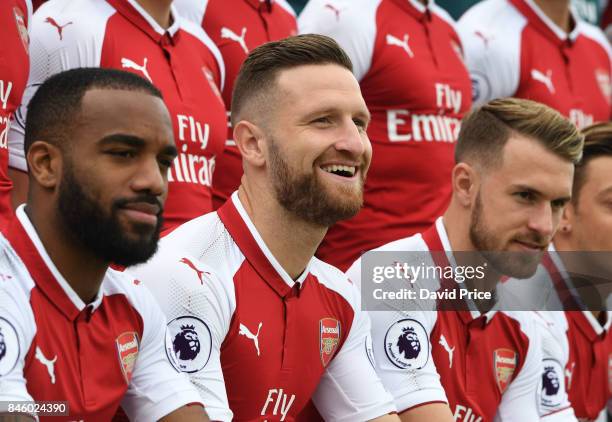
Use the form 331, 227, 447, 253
24, 67, 163, 155
231, 34, 353, 126
573, 122, 612, 204
455, 98, 584, 168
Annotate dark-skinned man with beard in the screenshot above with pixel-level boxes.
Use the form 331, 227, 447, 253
129, 34, 400, 422
0, 68, 210, 422
347, 98, 584, 422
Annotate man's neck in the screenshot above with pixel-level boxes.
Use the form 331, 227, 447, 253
25, 204, 107, 304
533, 0, 572, 33
134, 0, 173, 29
237, 185, 326, 280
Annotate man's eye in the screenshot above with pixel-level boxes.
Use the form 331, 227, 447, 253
353, 118, 367, 130
159, 157, 175, 168
515, 191, 535, 202
551, 199, 568, 210
312, 116, 332, 125
108, 150, 136, 158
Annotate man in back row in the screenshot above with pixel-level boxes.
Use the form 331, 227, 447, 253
0, 68, 209, 421
130, 34, 400, 421
347, 97, 584, 421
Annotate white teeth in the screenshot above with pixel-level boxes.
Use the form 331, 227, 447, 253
321, 165, 356, 176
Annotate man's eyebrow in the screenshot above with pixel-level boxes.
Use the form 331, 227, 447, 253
97, 134, 146, 148
162, 144, 178, 158
511, 184, 571, 202
511, 184, 543, 196
596, 185, 612, 198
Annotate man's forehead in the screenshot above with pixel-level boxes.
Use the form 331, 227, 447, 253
274, 65, 367, 112
492, 134, 574, 194
80, 88, 170, 128
275, 63, 360, 94
583, 156, 612, 192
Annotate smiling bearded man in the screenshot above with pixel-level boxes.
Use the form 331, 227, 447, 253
128, 34, 400, 422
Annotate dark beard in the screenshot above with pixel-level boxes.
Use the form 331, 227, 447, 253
268, 139, 364, 227
57, 164, 162, 266
469, 192, 542, 279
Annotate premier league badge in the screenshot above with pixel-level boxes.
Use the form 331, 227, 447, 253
166, 316, 211, 373
385, 319, 429, 369
0, 317, 19, 377
540, 359, 564, 409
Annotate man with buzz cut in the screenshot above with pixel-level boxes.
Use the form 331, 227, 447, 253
0, 68, 209, 421
129, 34, 401, 422
347, 97, 584, 422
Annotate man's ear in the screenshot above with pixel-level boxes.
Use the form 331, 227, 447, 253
233, 120, 267, 168
27, 141, 63, 190
558, 202, 575, 235
452, 162, 478, 208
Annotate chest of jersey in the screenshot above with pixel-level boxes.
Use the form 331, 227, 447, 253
219, 264, 354, 421
565, 311, 612, 420
363, 1, 471, 147
0, 0, 29, 218
201, 0, 297, 207
0, 0, 29, 133
23, 289, 144, 421
430, 312, 529, 422
202, 0, 296, 106
516, 28, 611, 128
100, 13, 227, 227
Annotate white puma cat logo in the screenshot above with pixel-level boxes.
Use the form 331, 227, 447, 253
239, 322, 263, 356
121, 57, 153, 83
221, 27, 249, 54
35, 346, 57, 384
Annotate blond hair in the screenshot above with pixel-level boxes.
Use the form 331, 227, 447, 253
455, 98, 584, 167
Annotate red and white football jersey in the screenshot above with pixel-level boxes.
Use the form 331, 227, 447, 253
532, 311, 577, 421
0, 0, 31, 225
175, 0, 297, 209
299, 0, 472, 271
506, 250, 612, 421
9, 0, 227, 229
129, 193, 396, 421
0, 207, 201, 421
346, 217, 543, 422
459, 0, 612, 128
565, 310, 612, 422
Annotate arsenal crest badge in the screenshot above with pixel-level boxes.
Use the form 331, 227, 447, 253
494, 348, 517, 393
116, 332, 140, 384
13, 7, 29, 53
596, 68, 612, 104
320, 318, 341, 367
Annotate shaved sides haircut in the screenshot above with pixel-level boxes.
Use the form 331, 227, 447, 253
230, 34, 353, 126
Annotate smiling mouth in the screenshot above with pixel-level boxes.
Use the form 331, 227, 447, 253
513, 240, 546, 251
320, 164, 357, 178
